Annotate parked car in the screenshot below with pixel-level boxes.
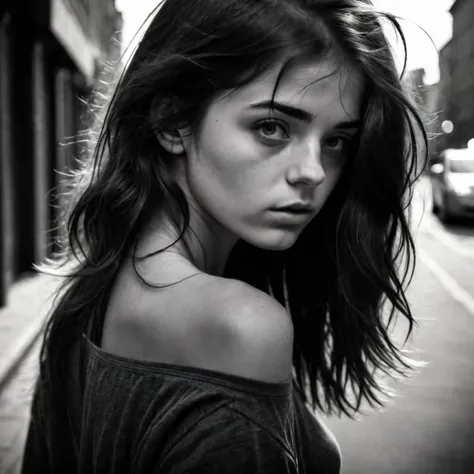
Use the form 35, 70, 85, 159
430, 148, 474, 222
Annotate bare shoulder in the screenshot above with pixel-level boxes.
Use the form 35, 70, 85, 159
194, 277, 294, 383
102, 269, 293, 384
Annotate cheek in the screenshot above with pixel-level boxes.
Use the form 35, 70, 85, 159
184, 146, 252, 220
188, 124, 264, 199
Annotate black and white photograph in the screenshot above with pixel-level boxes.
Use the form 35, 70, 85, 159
0, 1, 473, 473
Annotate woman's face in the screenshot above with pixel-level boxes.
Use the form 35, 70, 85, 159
180, 56, 364, 252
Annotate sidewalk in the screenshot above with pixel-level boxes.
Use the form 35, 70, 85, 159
0, 272, 61, 388
0, 272, 61, 474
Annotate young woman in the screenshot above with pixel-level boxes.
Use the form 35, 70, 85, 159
22, 0, 427, 472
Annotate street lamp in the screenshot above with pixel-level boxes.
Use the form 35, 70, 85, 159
441, 120, 454, 134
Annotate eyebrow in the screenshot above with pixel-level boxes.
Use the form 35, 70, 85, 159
248, 100, 361, 129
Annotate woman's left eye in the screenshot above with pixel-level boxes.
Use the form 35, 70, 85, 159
325, 136, 349, 152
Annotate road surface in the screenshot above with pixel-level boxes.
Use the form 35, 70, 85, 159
323, 177, 474, 473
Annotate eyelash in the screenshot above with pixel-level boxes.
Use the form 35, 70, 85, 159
253, 119, 352, 153
325, 135, 351, 153
254, 119, 289, 141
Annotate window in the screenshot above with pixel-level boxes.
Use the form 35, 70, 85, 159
448, 159, 474, 173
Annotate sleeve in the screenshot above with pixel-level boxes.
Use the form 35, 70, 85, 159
155, 407, 299, 474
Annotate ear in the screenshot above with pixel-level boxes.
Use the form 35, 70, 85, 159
156, 127, 191, 155
151, 97, 191, 155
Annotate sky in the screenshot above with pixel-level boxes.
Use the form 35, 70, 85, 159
115, 0, 456, 85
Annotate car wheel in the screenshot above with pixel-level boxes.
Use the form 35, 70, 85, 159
431, 193, 439, 214
438, 193, 451, 223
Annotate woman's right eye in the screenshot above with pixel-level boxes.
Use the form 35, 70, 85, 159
254, 119, 289, 142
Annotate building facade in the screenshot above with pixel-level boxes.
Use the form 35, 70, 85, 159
438, 0, 474, 151
0, 0, 122, 306
402, 68, 441, 169
436, 39, 453, 156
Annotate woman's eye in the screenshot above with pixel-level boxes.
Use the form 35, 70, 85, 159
255, 120, 289, 141
325, 136, 349, 152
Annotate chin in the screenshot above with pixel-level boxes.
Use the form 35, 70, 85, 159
265, 241, 297, 251
244, 230, 300, 251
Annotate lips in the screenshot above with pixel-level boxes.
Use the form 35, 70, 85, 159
273, 203, 314, 213
274, 208, 312, 214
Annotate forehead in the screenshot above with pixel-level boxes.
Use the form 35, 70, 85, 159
215, 56, 365, 120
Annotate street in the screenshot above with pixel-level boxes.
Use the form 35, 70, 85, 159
323, 177, 474, 473
1, 177, 474, 473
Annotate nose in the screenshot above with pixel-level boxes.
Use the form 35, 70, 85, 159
286, 141, 325, 187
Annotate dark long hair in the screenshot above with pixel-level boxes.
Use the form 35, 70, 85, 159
36, 0, 428, 449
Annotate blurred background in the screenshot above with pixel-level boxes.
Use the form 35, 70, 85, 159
0, 1, 473, 473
